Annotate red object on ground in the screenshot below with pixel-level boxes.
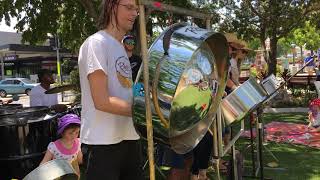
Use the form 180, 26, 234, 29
242, 121, 320, 149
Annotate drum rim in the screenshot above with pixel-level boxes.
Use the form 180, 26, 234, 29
0, 106, 49, 116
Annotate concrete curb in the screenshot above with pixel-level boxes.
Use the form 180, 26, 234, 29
263, 107, 308, 113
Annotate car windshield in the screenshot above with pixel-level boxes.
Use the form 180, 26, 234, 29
20, 78, 34, 84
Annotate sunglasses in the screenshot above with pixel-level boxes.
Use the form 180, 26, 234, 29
124, 39, 135, 46
242, 50, 248, 54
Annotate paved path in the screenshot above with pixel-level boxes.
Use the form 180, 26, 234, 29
264, 107, 308, 113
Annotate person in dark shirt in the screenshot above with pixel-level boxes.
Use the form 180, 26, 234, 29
122, 35, 142, 82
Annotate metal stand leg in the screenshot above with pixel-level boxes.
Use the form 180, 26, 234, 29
232, 144, 238, 180
257, 122, 264, 180
249, 113, 256, 177
215, 105, 245, 180
211, 115, 221, 180
255, 120, 260, 177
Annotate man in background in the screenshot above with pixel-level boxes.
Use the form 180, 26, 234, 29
123, 35, 142, 82
29, 69, 66, 112
304, 52, 315, 75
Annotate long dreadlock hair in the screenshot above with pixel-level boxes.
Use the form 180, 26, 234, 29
98, 0, 120, 30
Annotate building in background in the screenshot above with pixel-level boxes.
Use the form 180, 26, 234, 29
0, 31, 75, 80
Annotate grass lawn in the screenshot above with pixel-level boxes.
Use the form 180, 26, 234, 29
224, 113, 320, 180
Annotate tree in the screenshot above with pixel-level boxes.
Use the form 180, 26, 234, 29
279, 21, 320, 61
299, 21, 320, 52
277, 37, 292, 58
0, 0, 222, 52
61, 58, 77, 75
220, 0, 320, 75
0, 0, 99, 51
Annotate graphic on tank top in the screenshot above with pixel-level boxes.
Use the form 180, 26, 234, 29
115, 56, 133, 88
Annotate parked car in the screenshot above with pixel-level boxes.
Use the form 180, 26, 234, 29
0, 78, 38, 97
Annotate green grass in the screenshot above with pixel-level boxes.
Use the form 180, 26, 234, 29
227, 113, 320, 180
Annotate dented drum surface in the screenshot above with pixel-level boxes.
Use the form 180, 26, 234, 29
133, 23, 229, 154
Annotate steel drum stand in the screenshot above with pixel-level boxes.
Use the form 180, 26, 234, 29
211, 105, 245, 180
255, 107, 270, 180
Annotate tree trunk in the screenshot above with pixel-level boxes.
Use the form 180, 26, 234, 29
268, 37, 278, 75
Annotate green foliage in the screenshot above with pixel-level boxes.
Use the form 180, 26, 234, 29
295, 21, 320, 51
249, 66, 257, 77
246, 38, 260, 58
277, 38, 292, 57
219, 0, 320, 75
69, 68, 81, 103
0, 0, 224, 52
61, 59, 77, 75
0, 0, 98, 52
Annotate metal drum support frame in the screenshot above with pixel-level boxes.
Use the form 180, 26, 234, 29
210, 106, 245, 180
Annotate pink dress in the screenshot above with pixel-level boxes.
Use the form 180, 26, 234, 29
311, 112, 320, 127
47, 138, 81, 162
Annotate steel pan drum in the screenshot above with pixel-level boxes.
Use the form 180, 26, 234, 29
221, 78, 268, 125
23, 159, 78, 180
0, 103, 23, 114
261, 74, 281, 95
133, 23, 229, 154
0, 106, 57, 179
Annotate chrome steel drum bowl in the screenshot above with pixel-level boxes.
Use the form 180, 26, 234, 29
23, 159, 78, 180
0, 106, 54, 179
221, 78, 268, 125
133, 23, 229, 154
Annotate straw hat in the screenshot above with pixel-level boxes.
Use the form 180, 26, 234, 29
239, 40, 252, 51
224, 33, 244, 49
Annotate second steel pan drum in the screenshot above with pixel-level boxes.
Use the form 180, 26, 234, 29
133, 23, 229, 154
23, 159, 78, 180
0, 106, 56, 179
221, 78, 268, 125
0, 103, 23, 114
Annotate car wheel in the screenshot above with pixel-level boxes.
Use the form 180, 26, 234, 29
25, 89, 31, 96
0, 89, 7, 98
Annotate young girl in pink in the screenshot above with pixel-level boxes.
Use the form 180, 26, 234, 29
308, 98, 320, 132
40, 114, 82, 177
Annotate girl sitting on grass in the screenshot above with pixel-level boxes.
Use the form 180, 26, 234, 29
307, 98, 320, 132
